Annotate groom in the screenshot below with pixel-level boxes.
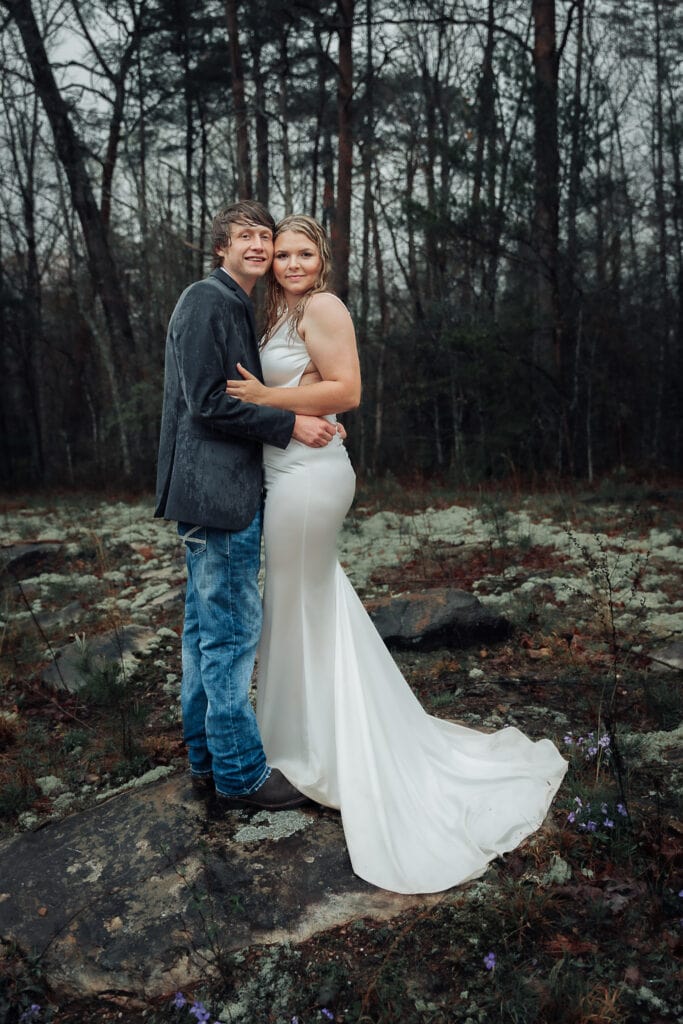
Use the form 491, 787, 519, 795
156, 200, 336, 810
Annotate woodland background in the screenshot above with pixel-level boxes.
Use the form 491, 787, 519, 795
0, 0, 680, 490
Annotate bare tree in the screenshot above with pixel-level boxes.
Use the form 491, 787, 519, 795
69, 0, 147, 229
2, 0, 137, 474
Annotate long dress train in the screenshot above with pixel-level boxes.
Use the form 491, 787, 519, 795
256, 317, 567, 894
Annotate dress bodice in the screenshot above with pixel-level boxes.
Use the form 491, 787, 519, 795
260, 319, 311, 389
260, 315, 339, 446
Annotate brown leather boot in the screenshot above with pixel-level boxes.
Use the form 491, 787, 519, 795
214, 769, 310, 811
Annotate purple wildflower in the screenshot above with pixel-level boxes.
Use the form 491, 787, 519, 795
585, 820, 597, 832
599, 734, 610, 748
563, 734, 574, 745
567, 811, 576, 824
604, 818, 614, 828
321, 1011, 334, 1020
483, 951, 496, 971
173, 992, 187, 1009
19, 1006, 41, 1023
617, 803, 627, 817
190, 1002, 211, 1023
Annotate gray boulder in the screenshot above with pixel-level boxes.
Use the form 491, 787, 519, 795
1, 542, 63, 579
368, 587, 511, 650
649, 641, 683, 672
35, 600, 84, 635
41, 624, 159, 693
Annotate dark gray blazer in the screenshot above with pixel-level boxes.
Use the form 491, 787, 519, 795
155, 268, 295, 531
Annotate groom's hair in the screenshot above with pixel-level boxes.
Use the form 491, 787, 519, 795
211, 201, 275, 268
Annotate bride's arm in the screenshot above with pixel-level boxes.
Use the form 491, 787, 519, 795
226, 294, 361, 415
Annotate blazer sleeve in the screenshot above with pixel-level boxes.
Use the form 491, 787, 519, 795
171, 281, 295, 449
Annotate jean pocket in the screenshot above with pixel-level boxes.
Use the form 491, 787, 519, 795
178, 522, 206, 555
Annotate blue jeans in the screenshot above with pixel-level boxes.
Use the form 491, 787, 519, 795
178, 513, 269, 797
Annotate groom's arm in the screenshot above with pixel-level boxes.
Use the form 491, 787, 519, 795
172, 281, 336, 449
172, 282, 296, 448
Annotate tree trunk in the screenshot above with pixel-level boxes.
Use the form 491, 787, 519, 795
135, 45, 153, 343
331, 0, 354, 302
311, 25, 332, 219
197, 98, 209, 278
321, 123, 335, 236
100, 38, 141, 230
650, 0, 670, 460
485, 32, 531, 313
180, 15, 195, 279
419, 54, 439, 304
531, 0, 561, 382
371, 197, 388, 476
278, 31, 293, 213
667, 77, 683, 465
55, 161, 132, 477
0, 223, 9, 481
531, 0, 565, 471
405, 151, 423, 319
565, 0, 585, 303
471, 0, 496, 306
251, 35, 269, 206
225, 0, 252, 198
2, 78, 53, 480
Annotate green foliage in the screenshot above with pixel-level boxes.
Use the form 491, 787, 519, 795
0, 777, 38, 821
58, 729, 89, 755
0, 942, 53, 1024
478, 492, 534, 553
643, 676, 683, 732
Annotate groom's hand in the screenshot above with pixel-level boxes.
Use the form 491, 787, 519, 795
292, 415, 337, 447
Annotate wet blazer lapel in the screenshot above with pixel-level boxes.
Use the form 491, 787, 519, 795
210, 267, 257, 343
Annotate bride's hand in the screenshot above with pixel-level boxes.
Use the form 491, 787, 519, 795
226, 363, 268, 404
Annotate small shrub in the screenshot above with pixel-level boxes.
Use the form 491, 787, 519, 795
76, 640, 148, 761
643, 676, 683, 731
0, 712, 20, 752
0, 772, 38, 821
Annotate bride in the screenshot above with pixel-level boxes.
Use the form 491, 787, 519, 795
226, 215, 567, 894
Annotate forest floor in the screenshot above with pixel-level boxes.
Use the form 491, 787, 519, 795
0, 478, 682, 1024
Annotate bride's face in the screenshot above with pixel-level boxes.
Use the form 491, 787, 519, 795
272, 230, 322, 302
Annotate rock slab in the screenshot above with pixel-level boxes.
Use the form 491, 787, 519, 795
0, 775, 440, 1000
369, 587, 511, 650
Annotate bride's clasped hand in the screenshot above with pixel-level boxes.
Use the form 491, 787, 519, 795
226, 363, 269, 404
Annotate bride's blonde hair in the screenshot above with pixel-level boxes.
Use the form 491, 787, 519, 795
262, 215, 332, 346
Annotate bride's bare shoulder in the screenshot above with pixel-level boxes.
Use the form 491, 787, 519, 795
305, 291, 350, 322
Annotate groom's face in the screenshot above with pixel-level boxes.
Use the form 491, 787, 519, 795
217, 221, 273, 294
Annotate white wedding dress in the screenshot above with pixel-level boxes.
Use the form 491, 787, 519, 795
256, 314, 567, 894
